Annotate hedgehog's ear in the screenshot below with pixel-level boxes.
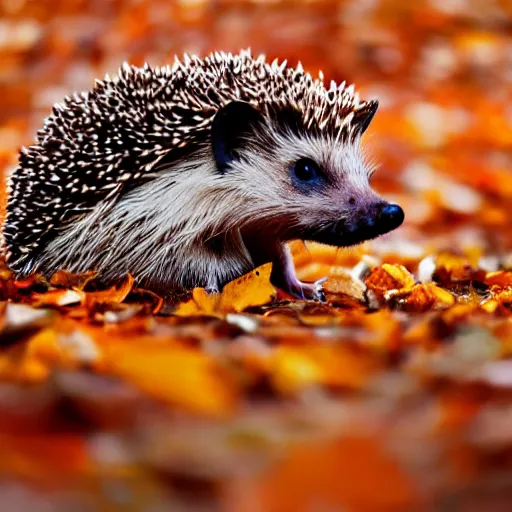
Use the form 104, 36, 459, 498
211, 101, 264, 173
352, 99, 379, 136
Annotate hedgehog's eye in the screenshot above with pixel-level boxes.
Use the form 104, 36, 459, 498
290, 158, 324, 191
293, 158, 318, 181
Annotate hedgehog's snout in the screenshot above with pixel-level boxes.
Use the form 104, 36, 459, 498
352, 202, 404, 238
301, 200, 404, 248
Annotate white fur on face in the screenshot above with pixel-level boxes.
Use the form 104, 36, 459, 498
241, 126, 381, 230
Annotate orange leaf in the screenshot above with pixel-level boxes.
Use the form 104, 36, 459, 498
107, 344, 237, 416
0, 433, 89, 485
49, 269, 98, 290
434, 252, 474, 284
0, 348, 50, 384
387, 283, 455, 312
294, 262, 332, 284
365, 263, 415, 300
82, 274, 135, 308
271, 345, 375, 394
13, 274, 48, 290
485, 271, 512, 291
226, 436, 420, 512
292, 241, 366, 276
26, 327, 62, 364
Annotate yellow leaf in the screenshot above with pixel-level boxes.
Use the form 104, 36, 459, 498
271, 345, 374, 394
382, 263, 416, 288
218, 263, 275, 313
26, 328, 61, 364
173, 287, 220, 317
271, 347, 323, 394
174, 263, 275, 316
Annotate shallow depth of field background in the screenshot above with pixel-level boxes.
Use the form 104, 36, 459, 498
2, 1, 512, 511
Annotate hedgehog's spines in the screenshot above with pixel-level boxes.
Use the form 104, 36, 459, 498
4, 48, 375, 272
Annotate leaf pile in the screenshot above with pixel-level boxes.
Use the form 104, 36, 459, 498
2, 0, 512, 510
0, 243, 512, 509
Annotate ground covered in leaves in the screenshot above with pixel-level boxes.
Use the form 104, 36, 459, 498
2, 0, 512, 511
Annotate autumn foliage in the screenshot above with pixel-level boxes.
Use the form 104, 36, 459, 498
2, 0, 512, 511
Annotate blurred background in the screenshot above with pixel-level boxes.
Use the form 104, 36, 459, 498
2, 0, 512, 260
2, 1, 512, 511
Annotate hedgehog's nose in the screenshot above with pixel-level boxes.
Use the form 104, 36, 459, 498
356, 202, 404, 236
378, 203, 405, 232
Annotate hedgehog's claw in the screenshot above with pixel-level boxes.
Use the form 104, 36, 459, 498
271, 244, 327, 302
283, 279, 326, 302
301, 278, 327, 302
313, 277, 328, 301
205, 281, 220, 295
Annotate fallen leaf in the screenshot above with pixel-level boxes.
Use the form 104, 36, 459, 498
387, 283, 455, 312
485, 271, 512, 291
434, 252, 474, 285
49, 269, 98, 290
365, 263, 416, 300
228, 436, 421, 512
106, 343, 237, 416
218, 263, 276, 313
82, 274, 135, 308
271, 345, 375, 394
323, 271, 366, 303
32, 288, 84, 307
0, 433, 89, 485
174, 263, 275, 316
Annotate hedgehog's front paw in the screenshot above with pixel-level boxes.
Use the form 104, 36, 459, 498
273, 275, 326, 301
297, 278, 327, 302
270, 245, 327, 301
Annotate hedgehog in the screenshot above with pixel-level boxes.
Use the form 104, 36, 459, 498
2, 49, 404, 299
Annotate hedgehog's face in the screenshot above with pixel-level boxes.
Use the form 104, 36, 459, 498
211, 100, 404, 249
272, 131, 405, 247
